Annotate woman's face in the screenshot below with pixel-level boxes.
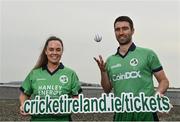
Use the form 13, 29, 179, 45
45, 40, 63, 65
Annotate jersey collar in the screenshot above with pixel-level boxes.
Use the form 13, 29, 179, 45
42, 63, 64, 75
115, 42, 136, 58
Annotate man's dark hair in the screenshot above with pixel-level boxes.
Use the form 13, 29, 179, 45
114, 16, 134, 30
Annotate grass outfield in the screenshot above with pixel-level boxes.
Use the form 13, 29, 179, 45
0, 99, 180, 121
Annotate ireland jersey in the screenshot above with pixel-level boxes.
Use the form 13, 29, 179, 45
20, 63, 81, 98
106, 43, 162, 97
20, 63, 82, 121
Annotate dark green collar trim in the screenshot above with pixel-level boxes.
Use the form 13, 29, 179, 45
115, 42, 136, 58
42, 63, 64, 75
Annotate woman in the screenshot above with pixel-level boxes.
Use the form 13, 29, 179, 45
19, 36, 82, 121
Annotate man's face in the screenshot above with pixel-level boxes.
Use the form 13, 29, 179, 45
45, 40, 63, 65
114, 21, 134, 45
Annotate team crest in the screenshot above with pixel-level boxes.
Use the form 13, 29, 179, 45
59, 75, 68, 84
130, 58, 138, 66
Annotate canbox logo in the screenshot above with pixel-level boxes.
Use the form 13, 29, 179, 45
112, 71, 141, 81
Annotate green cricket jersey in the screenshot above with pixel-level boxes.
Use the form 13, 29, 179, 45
20, 63, 82, 121
106, 43, 162, 121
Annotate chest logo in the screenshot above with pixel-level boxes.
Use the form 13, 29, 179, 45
130, 58, 138, 66
111, 63, 122, 69
59, 75, 68, 84
36, 78, 46, 81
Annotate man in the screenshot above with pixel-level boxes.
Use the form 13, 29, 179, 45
94, 16, 169, 121
19, 36, 82, 121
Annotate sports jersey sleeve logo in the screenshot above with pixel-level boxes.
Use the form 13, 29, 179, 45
59, 75, 69, 84
130, 58, 138, 66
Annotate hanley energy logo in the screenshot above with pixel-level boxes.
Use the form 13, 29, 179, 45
23, 92, 172, 114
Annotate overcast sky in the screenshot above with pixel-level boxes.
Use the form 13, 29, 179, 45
1, 0, 180, 88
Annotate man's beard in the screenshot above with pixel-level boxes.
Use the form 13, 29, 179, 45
117, 36, 132, 45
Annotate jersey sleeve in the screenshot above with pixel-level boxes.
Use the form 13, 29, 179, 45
105, 60, 109, 73
105, 57, 112, 81
71, 72, 82, 96
19, 71, 33, 96
148, 50, 163, 73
